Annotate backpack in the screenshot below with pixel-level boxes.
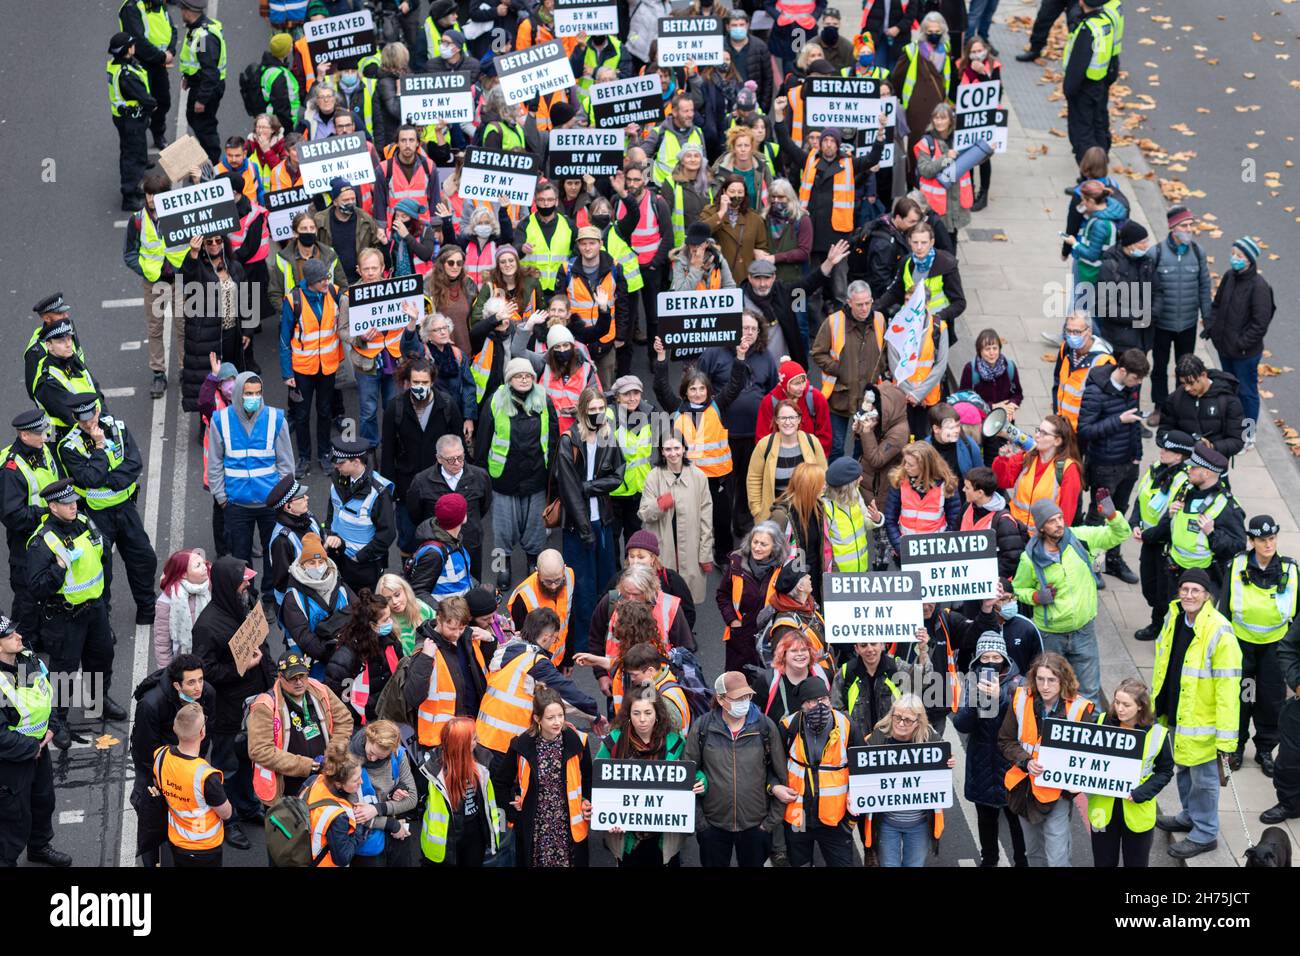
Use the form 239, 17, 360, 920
239, 62, 267, 117
666, 646, 712, 719
374, 652, 417, 726
965, 358, 1016, 389
265, 776, 343, 867
404, 539, 446, 579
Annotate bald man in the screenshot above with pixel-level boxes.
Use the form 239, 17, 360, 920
507, 550, 579, 667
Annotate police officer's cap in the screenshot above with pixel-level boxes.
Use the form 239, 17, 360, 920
1188, 446, 1228, 476
179, 0, 208, 10
40, 478, 80, 505
40, 319, 75, 342
1156, 429, 1195, 455
0, 615, 15, 637
1248, 515, 1281, 538
329, 440, 368, 463
265, 474, 308, 511
11, 410, 48, 432
71, 399, 101, 422
108, 32, 135, 56
32, 293, 70, 316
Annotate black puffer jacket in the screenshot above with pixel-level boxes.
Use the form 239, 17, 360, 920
856, 213, 911, 300
1077, 363, 1141, 465
180, 239, 247, 412
1208, 261, 1276, 359
129, 669, 218, 774
1095, 245, 1157, 352
951, 660, 1023, 806
1158, 368, 1245, 458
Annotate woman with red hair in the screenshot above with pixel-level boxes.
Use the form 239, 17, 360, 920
418, 717, 505, 866
757, 629, 832, 724
153, 549, 213, 668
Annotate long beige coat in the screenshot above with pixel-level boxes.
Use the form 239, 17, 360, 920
637, 465, 714, 603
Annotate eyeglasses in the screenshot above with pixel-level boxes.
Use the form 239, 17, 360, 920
204, 238, 223, 244
439, 455, 464, 464
445, 259, 464, 267
1035, 426, 1057, 438
776, 416, 800, 425
892, 714, 919, 726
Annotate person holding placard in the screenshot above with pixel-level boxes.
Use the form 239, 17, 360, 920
911, 104, 971, 248
778, 677, 857, 866
888, 12, 957, 188
997, 651, 1094, 867
882, 442, 960, 559
956, 37, 1000, 211
180, 234, 251, 414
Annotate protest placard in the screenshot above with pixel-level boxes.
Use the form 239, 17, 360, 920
899, 530, 999, 601
297, 134, 377, 195
548, 129, 622, 178
157, 134, 210, 182
590, 758, 697, 833
304, 9, 376, 70
848, 741, 953, 813
1036, 718, 1145, 798
155, 178, 239, 246
856, 96, 896, 168
347, 275, 423, 337
399, 72, 474, 125
805, 77, 880, 130
590, 74, 664, 129
554, 0, 620, 36
657, 17, 724, 66
228, 602, 269, 678
496, 40, 577, 105
656, 288, 744, 359
459, 147, 540, 206
822, 572, 924, 643
955, 81, 1008, 154
266, 186, 312, 243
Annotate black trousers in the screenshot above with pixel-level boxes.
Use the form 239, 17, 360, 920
786, 820, 857, 867
697, 824, 772, 867
609, 494, 642, 555
637, 265, 661, 363
1149, 326, 1198, 405
294, 372, 336, 462
44, 600, 114, 723
1084, 460, 1139, 528
1273, 697, 1300, 808
113, 113, 150, 203
1138, 540, 1166, 629
976, 803, 1027, 866
906, 403, 931, 445
0, 749, 56, 866
1239, 640, 1284, 756
1089, 807, 1154, 867
1066, 82, 1111, 164
336, 554, 384, 594
974, 158, 993, 198
144, 61, 171, 142
186, 95, 222, 163
94, 501, 159, 617
727, 435, 757, 544
171, 844, 223, 868
8, 557, 41, 651
1028, 0, 1082, 52
709, 475, 733, 566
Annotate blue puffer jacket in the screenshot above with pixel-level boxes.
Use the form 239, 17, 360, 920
1076, 363, 1142, 464
952, 660, 1024, 806
1151, 235, 1212, 333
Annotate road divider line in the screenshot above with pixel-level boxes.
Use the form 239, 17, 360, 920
102, 298, 145, 309
102, 387, 137, 398
120, 341, 142, 351
114, 220, 128, 229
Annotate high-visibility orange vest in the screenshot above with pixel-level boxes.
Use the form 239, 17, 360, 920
288, 286, 342, 375
383, 156, 435, 231
674, 404, 732, 477
153, 746, 224, 851
270, 160, 301, 190
217, 160, 261, 207
304, 774, 355, 867
510, 569, 574, 667
1054, 347, 1115, 428
476, 646, 545, 753
914, 135, 973, 217
533, 90, 570, 134
541, 360, 596, 433
567, 269, 617, 344
351, 328, 404, 361
781, 709, 851, 830
819, 311, 846, 398
293, 36, 317, 92
960, 505, 995, 531
776, 0, 817, 29
517, 731, 589, 842
789, 85, 806, 147
875, 314, 944, 406
619, 190, 661, 266
416, 641, 487, 747
721, 571, 777, 642
798, 152, 855, 233
899, 481, 947, 535
1009, 456, 1078, 527
605, 593, 680, 709
229, 204, 271, 264
655, 671, 692, 734
1003, 687, 1093, 803
250, 679, 337, 803
862, 793, 945, 847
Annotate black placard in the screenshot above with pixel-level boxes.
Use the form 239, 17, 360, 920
655, 288, 744, 359
155, 179, 239, 246
590, 74, 664, 129
303, 10, 376, 70
547, 129, 622, 178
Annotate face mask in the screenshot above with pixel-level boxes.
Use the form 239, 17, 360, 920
971, 50, 988, 62
473, 223, 493, 239
243, 395, 263, 414
926, 32, 944, 45
729, 26, 747, 41
805, 702, 831, 734
410, 384, 430, 401
440, 45, 458, 60
537, 205, 556, 219
858, 52, 875, 69
1064, 332, 1085, 350
820, 27, 839, 45
1230, 256, 1248, 271
303, 563, 326, 581
727, 699, 749, 718
339, 73, 360, 91
586, 412, 603, 428
178, 690, 198, 703
1127, 246, 1148, 259
336, 201, 355, 216
298, 232, 317, 247
590, 214, 611, 229
1172, 230, 1192, 246
377, 621, 394, 636
769, 201, 787, 218
999, 601, 1019, 619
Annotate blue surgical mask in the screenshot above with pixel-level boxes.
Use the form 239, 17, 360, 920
999, 601, 1018, 620
243, 395, 263, 414
858, 51, 876, 69
1064, 333, 1085, 350
729, 26, 747, 41
178, 690, 198, 703
377, 621, 394, 636
1126, 246, 1148, 259
339, 73, 360, 92
1230, 256, 1248, 271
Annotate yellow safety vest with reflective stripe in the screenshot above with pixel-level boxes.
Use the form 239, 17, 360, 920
1133, 464, 1189, 530
475, 646, 544, 753
580, 38, 621, 90
1151, 601, 1241, 765
1227, 553, 1297, 645
1169, 492, 1230, 570
605, 228, 643, 293
668, 182, 688, 247
38, 364, 100, 431
612, 412, 653, 497
523, 215, 574, 292
58, 419, 137, 510
1086, 717, 1166, 832
261, 65, 302, 126
107, 59, 150, 117
1063, 13, 1115, 83
653, 124, 705, 188
822, 497, 871, 571
0, 656, 52, 739
902, 258, 948, 314
420, 765, 501, 863
840, 660, 901, 718
1102, 0, 1124, 55
485, 120, 525, 153
901, 42, 950, 109
121, 0, 175, 50
0, 443, 59, 507
28, 514, 105, 606
180, 18, 227, 80
423, 17, 461, 66
487, 387, 551, 478
138, 211, 188, 283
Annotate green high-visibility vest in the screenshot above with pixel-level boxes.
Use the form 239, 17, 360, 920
653, 124, 705, 188
485, 120, 526, 153
1169, 491, 1230, 569
840, 661, 900, 717
1102, 0, 1124, 56
612, 411, 653, 497
423, 16, 460, 63
420, 767, 501, 863
0, 443, 59, 508
28, 515, 106, 606
901, 42, 949, 109
261, 64, 302, 126
523, 215, 574, 292
1228, 553, 1298, 645
180, 18, 227, 80
902, 258, 948, 313
138, 210, 188, 283
580, 38, 621, 90
120, 0, 175, 50
486, 388, 551, 479
823, 498, 871, 571
361, 76, 378, 136
1086, 716, 1167, 833
59, 419, 138, 511
0, 655, 52, 739
1063, 14, 1115, 83
107, 59, 150, 116
670, 182, 686, 247
605, 228, 642, 293
1133, 464, 1188, 530
38, 365, 100, 431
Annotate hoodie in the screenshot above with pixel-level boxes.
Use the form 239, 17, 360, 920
191, 556, 275, 734
405, 518, 472, 599
206, 371, 296, 506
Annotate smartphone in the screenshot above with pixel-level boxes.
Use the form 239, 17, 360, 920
980, 667, 996, 686
1057, 231, 1070, 238
1136, 409, 1151, 420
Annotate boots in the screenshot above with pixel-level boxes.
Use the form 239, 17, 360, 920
1105, 549, 1139, 584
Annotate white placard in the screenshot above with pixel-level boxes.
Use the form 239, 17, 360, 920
856, 96, 896, 168
347, 275, 423, 336
848, 742, 954, 814
1035, 718, 1146, 798
266, 186, 313, 243
590, 758, 697, 833
954, 108, 1008, 154
822, 572, 924, 643
656, 288, 744, 359
657, 17, 724, 66
297, 134, 377, 196
496, 40, 577, 105
590, 74, 664, 128
399, 73, 474, 125
955, 79, 1002, 115
805, 76, 880, 130
898, 530, 1000, 602
554, 0, 620, 36
459, 147, 540, 206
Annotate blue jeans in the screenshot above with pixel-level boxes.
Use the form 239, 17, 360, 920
1042, 620, 1100, 706
562, 519, 617, 666
1216, 352, 1261, 429
356, 370, 396, 450
829, 414, 863, 462
875, 817, 930, 867
1174, 756, 1221, 844
966, 0, 1001, 40
223, 503, 276, 585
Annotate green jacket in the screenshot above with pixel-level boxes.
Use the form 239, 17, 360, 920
1012, 511, 1131, 633
1152, 600, 1241, 765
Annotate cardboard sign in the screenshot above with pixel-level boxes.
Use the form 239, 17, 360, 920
297, 134, 377, 195
547, 129, 622, 178
899, 530, 999, 601
805, 76, 880, 131
823, 572, 924, 643
155, 178, 239, 246
590, 74, 664, 129
348, 275, 423, 336
1035, 718, 1145, 797
266, 186, 313, 243
657, 17, 724, 66
554, 0, 620, 36
855, 96, 896, 168
848, 741, 953, 813
656, 288, 744, 359
496, 40, 577, 105
954, 107, 1008, 154
304, 9, 376, 70
459, 147, 540, 206
229, 602, 270, 678
955, 79, 1002, 115
158, 134, 211, 182
590, 758, 697, 833
399, 72, 474, 125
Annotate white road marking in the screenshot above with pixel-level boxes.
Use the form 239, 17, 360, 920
120, 341, 143, 351
59, 810, 85, 825
102, 298, 145, 309
958, 858, 979, 867
102, 387, 137, 398
944, 722, 985, 862
114, 220, 129, 229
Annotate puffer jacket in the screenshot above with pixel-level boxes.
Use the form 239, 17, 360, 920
684, 705, 788, 832
1158, 368, 1245, 457
1151, 235, 1212, 333
951, 659, 1024, 806
1095, 244, 1158, 352
1077, 363, 1142, 465
857, 213, 911, 300
1208, 261, 1276, 359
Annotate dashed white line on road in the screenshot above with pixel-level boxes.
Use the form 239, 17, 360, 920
120, 341, 142, 351
59, 810, 85, 825
102, 298, 145, 309
103, 387, 137, 398
114, 220, 128, 229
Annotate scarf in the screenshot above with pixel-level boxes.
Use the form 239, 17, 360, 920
745, 554, 779, 581
912, 249, 936, 274
430, 341, 459, 380
923, 39, 947, 72
975, 352, 1007, 382
289, 559, 340, 603
168, 579, 212, 656
394, 238, 413, 277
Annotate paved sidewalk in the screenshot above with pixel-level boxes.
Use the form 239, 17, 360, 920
955, 24, 1300, 865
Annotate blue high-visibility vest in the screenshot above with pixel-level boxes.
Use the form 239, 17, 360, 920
214, 406, 284, 506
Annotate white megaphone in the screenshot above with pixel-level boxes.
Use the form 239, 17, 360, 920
982, 407, 1036, 452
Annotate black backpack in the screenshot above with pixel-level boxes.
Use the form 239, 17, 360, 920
239, 63, 267, 117
265, 776, 344, 867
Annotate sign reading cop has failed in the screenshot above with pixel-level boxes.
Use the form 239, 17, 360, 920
848, 741, 953, 814
656, 288, 743, 359
399, 73, 474, 125
1035, 718, 1144, 798
591, 758, 696, 833
496, 40, 577, 106
805, 77, 880, 130
955, 108, 1008, 154
590, 74, 664, 129
657, 17, 724, 66
548, 129, 622, 178
304, 9, 375, 70
459, 147, 540, 206
856, 96, 897, 168
347, 275, 423, 337
899, 530, 999, 601
554, 0, 619, 36
297, 134, 377, 195
823, 572, 924, 643
155, 178, 239, 246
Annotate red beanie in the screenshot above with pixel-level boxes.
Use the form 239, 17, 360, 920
434, 493, 468, 530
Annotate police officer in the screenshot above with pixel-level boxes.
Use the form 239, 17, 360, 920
32, 319, 105, 440
0, 613, 72, 868
265, 474, 321, 611
0, 411, 61, 645
325, 440, 395, 594
27, 479, 126, 750
1221, 515, 1295, 776
107, 32, 156, 212
1145, 445, 1245, 595
1062, 0, 1117, 162
56, 400, 158, 626
178, 0, 226, 163
24, 294, 87, 404
1130, 429, 1192, 641
118, 0, 177, 149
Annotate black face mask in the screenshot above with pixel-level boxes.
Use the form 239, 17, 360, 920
536, 205, 557, 219
820, 27, 839, 45
805, 702, 831, 734
298, 232, 318, 247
